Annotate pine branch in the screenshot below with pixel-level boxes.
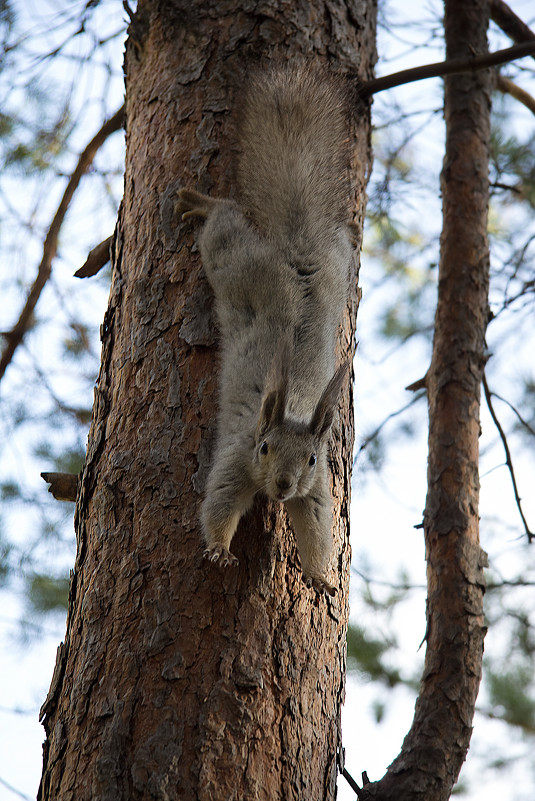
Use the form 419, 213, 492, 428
361, 41, 535, 97
490, 0, 535, 51
41, 472, 79, 502
341, 768, 364, 799
496, 74, 535, 115
0, 106, 125, 382
75, 235, 114, 278
490, 2, 535, 114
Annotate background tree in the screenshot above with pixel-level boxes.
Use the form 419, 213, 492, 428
346, 2, 535, 797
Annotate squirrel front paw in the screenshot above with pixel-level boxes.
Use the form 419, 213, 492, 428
203, 544, 239, 568
303, 574, 336, 597
176, 188, 219, 220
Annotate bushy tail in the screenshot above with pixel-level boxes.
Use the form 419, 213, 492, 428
237, 63, 350, 251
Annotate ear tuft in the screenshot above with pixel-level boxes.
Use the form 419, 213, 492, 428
255, 340, 291, 441
309, 361, 350, 440
256, 390, 280, 440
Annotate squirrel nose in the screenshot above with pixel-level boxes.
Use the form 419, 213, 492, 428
276, 477, 292, 492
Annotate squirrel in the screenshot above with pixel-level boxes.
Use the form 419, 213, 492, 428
176, 64, 352, 595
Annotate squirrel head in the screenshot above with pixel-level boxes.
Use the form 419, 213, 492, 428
252, 356, 349, 502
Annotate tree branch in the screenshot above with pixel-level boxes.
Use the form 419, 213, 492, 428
0, 775, 32, 801
341, 768, 364, 799
482, 372, 533, 542
476, 705, 535, 735
490, 0, 535, 51
41, 472, 79, 502
0, 105, 125, 382
496, 74, 535, 115
353, 392, 425, 466
74, 235, 114, 278
361, 41, 535, 97
485, 388, 535, 438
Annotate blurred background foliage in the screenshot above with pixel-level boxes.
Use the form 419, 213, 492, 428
0, 0, 534, 799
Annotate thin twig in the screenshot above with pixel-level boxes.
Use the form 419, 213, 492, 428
486, 578, 535, 590
489, 389, 535, 438
351, 565, 426, 592
361, 41, 535, 97
476, 705, 535, 735
0, 105, 125, 382
354, 392, 425, 465
0, 775, 32, 801
0, 703, 39, 716
482, 372, 533, 542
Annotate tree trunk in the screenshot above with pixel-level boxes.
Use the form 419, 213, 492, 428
38, 3, 376, 800
361, 2, 490, 800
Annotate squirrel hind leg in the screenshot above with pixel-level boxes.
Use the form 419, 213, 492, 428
176, 188, 220, 220
285, 491, 336, 597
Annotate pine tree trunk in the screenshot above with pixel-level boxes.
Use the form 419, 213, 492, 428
361, 2, 490, 800
37, 3, 376, 799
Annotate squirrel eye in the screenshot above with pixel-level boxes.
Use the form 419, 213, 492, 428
309, 453, 317, 467
260, 441, 269, 456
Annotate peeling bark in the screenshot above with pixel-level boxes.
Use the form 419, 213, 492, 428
37, 2, 376, 800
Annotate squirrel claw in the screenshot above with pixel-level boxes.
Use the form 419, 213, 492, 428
203, 545, 239, 568
304, 575, 336, 596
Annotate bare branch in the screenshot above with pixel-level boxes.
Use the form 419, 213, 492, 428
405, 374, 427, 392
490, 0, 535, 51
476, 705, 535, 735
354, 392, 425, 466
75, 235, 114, 278
41, 472, 79, 502
486, 388, 535, 438
342, 768, 364, 799
496, 74, 535, 115
482, 373, 534, 542
361, 41, 535, 97
486, 577, 535, 589
0, 105, 125, 382
0, 775, 32, 801
351, 565, 426, 592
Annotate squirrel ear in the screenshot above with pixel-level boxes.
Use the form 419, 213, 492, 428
309, 361, 350, 440
255, 343, 290, 440
256, 390, 283, 440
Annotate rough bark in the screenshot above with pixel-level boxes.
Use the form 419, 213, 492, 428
38, 2, 376, 800
361, 2, 490, 800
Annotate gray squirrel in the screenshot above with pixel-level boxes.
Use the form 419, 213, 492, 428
177, 64, 352, 595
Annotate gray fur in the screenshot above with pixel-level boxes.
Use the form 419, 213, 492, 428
176, 65, 352, 594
